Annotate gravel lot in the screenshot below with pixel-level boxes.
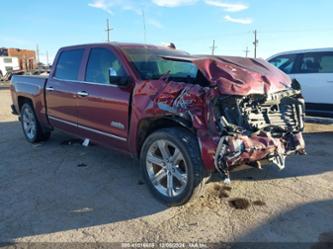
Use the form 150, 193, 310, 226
0, 89, 333, 247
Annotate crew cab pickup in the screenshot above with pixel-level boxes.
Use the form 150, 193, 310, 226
11, 43, 306, 205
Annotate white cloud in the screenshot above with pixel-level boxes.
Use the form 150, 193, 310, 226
88, 0, 113, 14
88, 0, 142, 15
152, 0, 198, 7
204, 0, 248, 12
224, 15, 252, 24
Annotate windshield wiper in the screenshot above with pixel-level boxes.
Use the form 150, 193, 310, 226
159, 70, 171, 82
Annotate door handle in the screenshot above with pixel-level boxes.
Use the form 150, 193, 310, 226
77, 91, 89, 97
46, 86, 54, 91
328, 81, 333, 83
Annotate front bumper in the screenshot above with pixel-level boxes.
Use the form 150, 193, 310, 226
214, 131, 306, 175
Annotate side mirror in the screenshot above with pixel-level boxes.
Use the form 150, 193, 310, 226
109, 67, 131, 86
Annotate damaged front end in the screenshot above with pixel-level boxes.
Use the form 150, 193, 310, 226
213, 87, 306, 179
132, 53, 306, 182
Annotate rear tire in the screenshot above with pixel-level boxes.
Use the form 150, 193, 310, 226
21, 103, 51, 143
140, 127, 205, 206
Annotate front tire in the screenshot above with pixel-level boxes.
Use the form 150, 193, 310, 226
21, 103, 50, 143
140, 128, 204, 206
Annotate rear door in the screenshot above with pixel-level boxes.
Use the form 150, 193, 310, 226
75, 47, 132, 150
293, 52, 333, 105
46, 48, 84, 132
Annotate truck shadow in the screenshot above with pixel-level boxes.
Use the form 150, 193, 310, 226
0, 121, 167, 242
0, 121, 332, 242
233, 199, 333, 245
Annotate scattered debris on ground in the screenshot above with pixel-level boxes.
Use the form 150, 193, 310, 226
228, 198, 251, 210
137, 180, 145, 185
252, 200, 266, 206
60, 139, 83, 146
77, 163, 87, 168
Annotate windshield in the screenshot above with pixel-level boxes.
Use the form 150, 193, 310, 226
121, 47, 198, 81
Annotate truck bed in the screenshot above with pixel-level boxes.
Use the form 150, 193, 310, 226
10, 75, 49, 126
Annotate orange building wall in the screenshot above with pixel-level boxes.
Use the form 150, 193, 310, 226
7, 48, 37, 71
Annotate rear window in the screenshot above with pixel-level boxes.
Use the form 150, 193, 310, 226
54, 49, 84, 80
299, 52, 333, 74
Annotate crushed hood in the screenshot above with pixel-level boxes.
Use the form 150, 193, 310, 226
163, 55, 292, 96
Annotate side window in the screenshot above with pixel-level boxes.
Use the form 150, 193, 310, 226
299, 52, 333, 74
269, 54, 297, 74
85, 48, 126, 84
54, 49, 84, 80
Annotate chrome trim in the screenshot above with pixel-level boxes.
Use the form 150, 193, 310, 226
77, 124, 127, 142
52, 77, 120, 88
77, 91, 89, 97
49, 116, 76, 127
48, 116, 127, 142
111, 121, 125, 130
46, 87, 55, 91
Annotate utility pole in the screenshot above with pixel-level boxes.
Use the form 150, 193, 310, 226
244, 46, 250, 57
142, 10, 147, 43
253, 30, 258, 58
105, 18, 113, 42
46, 51, 49, 66
210, 40, 217, 55
36, 44, 40, 64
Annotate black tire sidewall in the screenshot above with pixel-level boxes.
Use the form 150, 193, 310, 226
21, 103, 39, 143
140, 128, 203, 206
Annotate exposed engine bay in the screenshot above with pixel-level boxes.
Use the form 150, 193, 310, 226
214, 87, 306, 179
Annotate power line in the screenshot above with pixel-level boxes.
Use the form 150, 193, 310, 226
260, 28, 333, 34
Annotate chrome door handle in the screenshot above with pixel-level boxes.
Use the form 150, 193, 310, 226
46, 86, 54, 91
77, 91, 89, 97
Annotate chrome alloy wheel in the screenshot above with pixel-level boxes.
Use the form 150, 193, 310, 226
146, 139, 188, 198
22, 107, 37, 140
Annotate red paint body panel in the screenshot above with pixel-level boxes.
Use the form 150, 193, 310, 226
10, 42, 306, 174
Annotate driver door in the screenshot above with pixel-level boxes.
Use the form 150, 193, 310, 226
75, 47, 132, 151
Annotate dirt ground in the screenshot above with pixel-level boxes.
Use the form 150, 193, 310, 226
1, 89, 333, 247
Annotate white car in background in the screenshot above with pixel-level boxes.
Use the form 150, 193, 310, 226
268, 48, 333, 117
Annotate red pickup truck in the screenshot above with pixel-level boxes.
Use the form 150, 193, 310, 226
10, 43, 306, 205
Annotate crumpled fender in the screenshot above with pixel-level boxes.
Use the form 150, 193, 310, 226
128, 79, 220, 171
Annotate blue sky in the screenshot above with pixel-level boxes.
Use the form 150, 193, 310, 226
1, 0, 333, 63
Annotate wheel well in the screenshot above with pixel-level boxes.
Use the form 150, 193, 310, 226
136, 116, 194, 155
18, 96, 33, 111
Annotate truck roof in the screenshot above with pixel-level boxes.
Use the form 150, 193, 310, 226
60, 42, 178, 51
268, 47, 333, 60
